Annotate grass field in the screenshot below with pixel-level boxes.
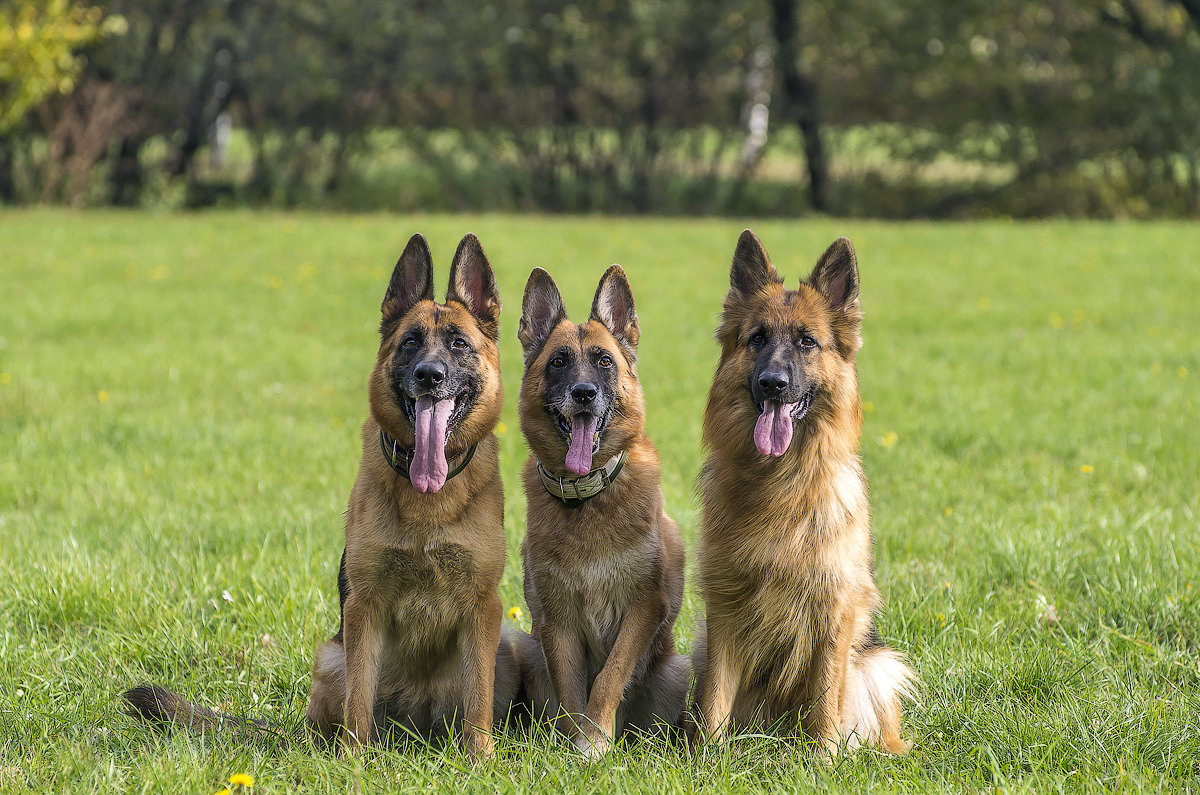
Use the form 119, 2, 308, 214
1, 209, 1198, 792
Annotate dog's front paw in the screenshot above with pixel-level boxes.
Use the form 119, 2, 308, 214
573, 730, 611, 760
340, 729, 367, 757
464, 728, 495, 760
816, 734, 843, 765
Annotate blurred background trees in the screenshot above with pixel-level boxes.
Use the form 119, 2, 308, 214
1, 0, 1198, 216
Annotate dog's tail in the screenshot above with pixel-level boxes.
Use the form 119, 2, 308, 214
840, 646, 918, 754
121, 684, 272, 736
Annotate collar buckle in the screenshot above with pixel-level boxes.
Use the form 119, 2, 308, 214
536, 450, 627, 506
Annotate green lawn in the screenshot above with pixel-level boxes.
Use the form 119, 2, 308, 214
1, 209, 1197, 792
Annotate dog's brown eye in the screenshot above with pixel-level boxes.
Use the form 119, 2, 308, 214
452, 338, 468, 350
749, 332, 766, 347
799, 335, 818, 349
598, 354, 613, 368
402, 337, 418, 349
550, 356, 566, 369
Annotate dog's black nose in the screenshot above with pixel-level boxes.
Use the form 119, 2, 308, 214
414, 361, 446, 386
570, 382, 598, 404
758, 371, 789, 394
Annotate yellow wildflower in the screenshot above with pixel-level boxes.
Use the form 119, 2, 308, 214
1049, 312, 1065, 329
507, 606, 523, 621
977, 297, 991, 310
862, 400, 875, 413
228, 773, 254, 788
0, 372, 10, 385
1178, 366, 1189, 380
215, 789, 231, 795
496, 422, 508, 436
1080, 465, 1093, 474
97, 390, 110, 404
878, 431, 898, 448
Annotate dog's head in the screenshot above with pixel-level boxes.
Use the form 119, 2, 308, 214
711, 230, 862, 458
368, 233, 502, 493
518, 265, 645, 476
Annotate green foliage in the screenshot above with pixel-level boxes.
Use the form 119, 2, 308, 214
3, 0, 1200, 214
0, 0, 123, 133
1, 210, 1198, 790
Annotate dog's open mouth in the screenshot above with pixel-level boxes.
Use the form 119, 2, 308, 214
551, 409, 608, 475
753, 389, 814, 457
400, 388, 472, 493
402, 388, 472, 439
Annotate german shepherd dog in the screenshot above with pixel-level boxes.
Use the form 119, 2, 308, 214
693, 230, 915, 754
124, 234, 519, 757
516, 265, 688, 758
304, 233, 518, 755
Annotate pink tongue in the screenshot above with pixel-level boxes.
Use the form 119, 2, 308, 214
410, 395, 454, 493
565, 414, 599, 475
754, 401, 795, 457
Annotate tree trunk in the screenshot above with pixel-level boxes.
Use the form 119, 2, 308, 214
109, 137, 143, 207
769, 0, 829, 213
0, 141, 15, 204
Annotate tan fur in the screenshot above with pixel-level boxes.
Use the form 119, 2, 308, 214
304, 234, 518, 757
121, 235, 524, 754
694, 231, 915, 755
517, 267, 688, 758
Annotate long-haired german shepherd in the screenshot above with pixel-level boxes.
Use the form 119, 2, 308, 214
693, 230, 915, 754
124, 234, 521, 757
516, 265, 688, 758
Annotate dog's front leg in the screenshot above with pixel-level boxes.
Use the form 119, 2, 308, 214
578, 589, 666, 758
341, 592, 384, 752
803, 617, 854, 756
538, 627, 588, 743
461, 591, 502, 758
698, 616, 741, 743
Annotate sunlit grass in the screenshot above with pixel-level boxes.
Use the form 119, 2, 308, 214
1, 210, 1197, 791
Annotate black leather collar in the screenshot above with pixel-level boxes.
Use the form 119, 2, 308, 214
379, 429, 477, 484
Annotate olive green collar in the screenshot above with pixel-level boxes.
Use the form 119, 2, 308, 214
536, 450, 627, 506
379, 429, 477, 484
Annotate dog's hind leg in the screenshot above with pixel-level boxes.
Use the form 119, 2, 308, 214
618, 651, 689, 739
305, 638, 347, 743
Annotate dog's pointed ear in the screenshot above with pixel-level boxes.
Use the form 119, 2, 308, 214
381, 233, 435, 337
518, 268, 567, 362
729, 229, 782, 298
446, 233, 502, 338
590, 264, 640, 354
808, 237, 859, 313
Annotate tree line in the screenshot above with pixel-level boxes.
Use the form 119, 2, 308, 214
2, 0, 1198, 217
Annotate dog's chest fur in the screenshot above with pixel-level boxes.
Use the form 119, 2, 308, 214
525, 514, 660, 671
703, 460, 874, 689
560, 530, 656, 655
